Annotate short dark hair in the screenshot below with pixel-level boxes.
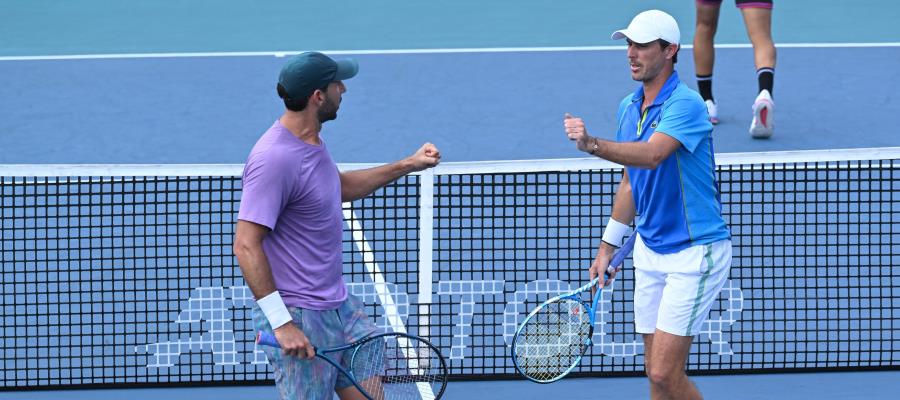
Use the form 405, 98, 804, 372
658, 40, 678, 64
277, 82, 329, 112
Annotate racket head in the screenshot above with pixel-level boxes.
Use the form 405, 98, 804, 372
511, 297, 593, 383
346, 332, 448, 400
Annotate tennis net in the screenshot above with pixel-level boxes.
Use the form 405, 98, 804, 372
1, 148, 899, 389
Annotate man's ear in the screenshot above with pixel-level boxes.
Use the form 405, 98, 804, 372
311, 89, 325, 105
667, 43, 679, 59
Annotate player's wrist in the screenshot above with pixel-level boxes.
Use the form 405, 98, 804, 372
584, 136, 600, 155
601, 218, 630, 248
599, 240, 619, 254
257, 291, 292, 329
402, 155, 425, 174
584, 136, 601, 157
579, 135, 591, 153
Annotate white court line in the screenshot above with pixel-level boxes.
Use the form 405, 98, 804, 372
343, 206, 436, 399
344, 206, 410, 334
1, 42, 898, 61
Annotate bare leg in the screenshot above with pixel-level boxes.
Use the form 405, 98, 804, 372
646, 329, 702, 400
693, 3, 721, 77
742, 6, 776, 137
337, 376, 383, 400
642, 334, 659, 400
740, 7, 776, 70
336, 386, 370, 400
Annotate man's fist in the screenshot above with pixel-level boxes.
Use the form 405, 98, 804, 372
564, 113, 593, 153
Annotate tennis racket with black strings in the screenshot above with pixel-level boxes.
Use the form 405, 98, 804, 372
257, 330, 448, 399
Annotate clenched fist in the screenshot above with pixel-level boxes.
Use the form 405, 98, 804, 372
408, 142, 441, 171
564, 113, 594, 153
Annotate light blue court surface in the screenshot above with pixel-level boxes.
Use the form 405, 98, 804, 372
2, 0, 898, 54
2, 0, 900, 398
4, 372, 900, 400
1, 1, 899, 164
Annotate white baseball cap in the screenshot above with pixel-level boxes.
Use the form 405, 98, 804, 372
611, 10, 680, 44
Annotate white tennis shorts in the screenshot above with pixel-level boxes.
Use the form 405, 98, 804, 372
632, 234, 732, 336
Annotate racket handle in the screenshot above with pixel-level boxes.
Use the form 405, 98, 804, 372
256, 331, 281, 348
604, 234, 638, 280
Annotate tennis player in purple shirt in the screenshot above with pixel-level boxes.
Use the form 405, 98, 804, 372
233, 52, 440, 400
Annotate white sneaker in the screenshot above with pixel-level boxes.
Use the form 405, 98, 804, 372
750, 89, 774, 138
704, 99, 720, 125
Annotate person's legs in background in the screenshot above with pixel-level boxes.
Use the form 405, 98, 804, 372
694, 1, 723, 125
740, 4, 776, 138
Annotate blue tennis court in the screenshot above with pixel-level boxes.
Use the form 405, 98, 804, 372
6, 371, 900, 400
2, 1, 899, 399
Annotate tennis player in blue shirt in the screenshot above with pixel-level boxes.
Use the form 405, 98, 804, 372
564, 10, 732, 400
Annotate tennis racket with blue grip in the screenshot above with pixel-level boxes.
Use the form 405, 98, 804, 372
257, 331, 448, 400
511, 234, 637, 383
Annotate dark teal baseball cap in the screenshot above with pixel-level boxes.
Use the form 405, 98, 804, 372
277, 52, 359, 99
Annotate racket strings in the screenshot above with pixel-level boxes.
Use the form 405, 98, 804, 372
513, 299, 591, 382
351, 335, 447, 400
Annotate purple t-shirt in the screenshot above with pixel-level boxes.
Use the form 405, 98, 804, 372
238, 120, 346, 310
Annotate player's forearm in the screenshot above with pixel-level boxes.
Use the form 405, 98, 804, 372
235, 242, 295, 329
587, 136, 667, 169
340, 158, 415, 202
234, 241, 278, 299
611, 174, 636, 225
601, 173, 636, 256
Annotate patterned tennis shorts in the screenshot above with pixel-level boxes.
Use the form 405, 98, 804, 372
253, 294, 377, 400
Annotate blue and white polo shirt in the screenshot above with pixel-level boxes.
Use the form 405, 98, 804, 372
615, 71, 731, 254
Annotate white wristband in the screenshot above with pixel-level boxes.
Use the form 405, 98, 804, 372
601, 218, 630, 248
257, 291, 292, 329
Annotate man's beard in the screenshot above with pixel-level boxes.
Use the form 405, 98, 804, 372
317, 95, 339, 123
632, 59, 665, 83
